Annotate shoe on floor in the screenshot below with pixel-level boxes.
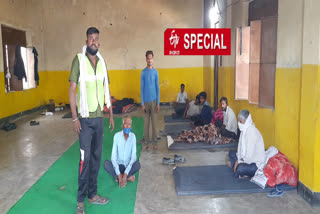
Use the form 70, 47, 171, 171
268, 189, 284, 197
30, 121, 40, 126
162, 157, 175, 165
174, 154, 186, 163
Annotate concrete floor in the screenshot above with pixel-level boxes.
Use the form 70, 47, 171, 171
0, 107, 319, 214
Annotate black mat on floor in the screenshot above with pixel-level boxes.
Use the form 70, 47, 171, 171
173, 165, 296, 196
164, 115, 190, 123
164, 123, 192, 135
168, 140, 238, 150
62, 112, 72, 118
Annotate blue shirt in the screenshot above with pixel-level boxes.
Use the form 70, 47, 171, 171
140, 67, 160, 105
111, 131, 137, 175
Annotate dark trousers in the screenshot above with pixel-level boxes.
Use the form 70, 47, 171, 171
104, 160, 141, 180
191, 115, 205, 126
221, 128, 237, 139
174, 103, 186, 117
215, 119, 238, 139
77, 117, 104, 203
229, 150, 258, 178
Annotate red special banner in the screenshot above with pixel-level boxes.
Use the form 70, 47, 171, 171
164, 28, 231, 55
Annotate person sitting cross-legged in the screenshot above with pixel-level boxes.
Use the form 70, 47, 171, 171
104, 116, 141, 187
227, 110, 266, 178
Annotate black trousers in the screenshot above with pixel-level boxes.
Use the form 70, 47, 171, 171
77, 117, 104, 203
174, 103, 187, 117
215, 119, 238, 139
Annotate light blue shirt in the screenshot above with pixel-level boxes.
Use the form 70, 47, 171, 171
111, 131, 137, 175
140, 67, 160, 105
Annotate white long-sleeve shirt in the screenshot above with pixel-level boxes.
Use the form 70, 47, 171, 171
111, 131, 137, 175
237, 124, 266, 166
223, 106, 238, 134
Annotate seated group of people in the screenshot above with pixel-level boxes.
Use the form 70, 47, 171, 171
173, 84, 266, 179
106, 86, 267, 184
173, 84, 238, 140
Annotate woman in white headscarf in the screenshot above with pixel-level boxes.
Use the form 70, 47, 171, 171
227, 109, 266, 178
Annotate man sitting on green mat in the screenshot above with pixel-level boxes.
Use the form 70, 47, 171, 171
104, 116, 141, 187
227, 110, 266, 178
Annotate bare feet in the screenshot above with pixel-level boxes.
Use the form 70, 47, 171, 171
227, 161, 232, 168
120, 179, 127, 187
153, 144, 158, 151
138, 139, 146, 144
142, 145, 148, 151
127, 175, 135, 182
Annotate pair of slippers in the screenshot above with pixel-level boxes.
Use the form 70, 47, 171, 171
163, 154, 186, 165
268, 185, 285, 197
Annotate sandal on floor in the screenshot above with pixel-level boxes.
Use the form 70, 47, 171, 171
174, 154, 186, 163
76, 205, 85, 214
163, 157, 175, 165
268, 189, 284, 197
89, 195, 109, 205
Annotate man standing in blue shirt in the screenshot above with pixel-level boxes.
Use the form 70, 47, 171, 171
104, 116, 141, 188
140, 50, 160, 151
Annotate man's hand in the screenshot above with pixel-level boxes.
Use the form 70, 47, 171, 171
141, 105, 145, 112
233, 160, 238, 173
109, 117, 114, 132
73, 119, 81, 134
156, 104, 160, 113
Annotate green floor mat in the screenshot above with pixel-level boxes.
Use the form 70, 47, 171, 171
8, 117, 143, 214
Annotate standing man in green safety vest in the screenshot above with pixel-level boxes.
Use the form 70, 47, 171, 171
69, 27, 114, 214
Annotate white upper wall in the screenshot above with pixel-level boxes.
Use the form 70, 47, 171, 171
302, 0, 320, 65
43, 0, 204, 71
277, 0, 303, 68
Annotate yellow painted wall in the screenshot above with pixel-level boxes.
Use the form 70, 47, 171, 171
299, 64, 320, 192
314, 65, 320, 192
108, 67, 204, 103
274, 68, 301, 168
0, 71, 70, 119
219, 67, 302, 167
0, 67, 204, 119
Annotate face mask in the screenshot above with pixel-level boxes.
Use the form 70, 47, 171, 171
124, 128, 131, 135
86, 46, 98, 55
238, 122, 245, 131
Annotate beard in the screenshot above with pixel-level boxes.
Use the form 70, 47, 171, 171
87, 46, 98, 55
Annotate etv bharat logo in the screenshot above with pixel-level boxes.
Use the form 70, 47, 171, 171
169, 30, 180, 55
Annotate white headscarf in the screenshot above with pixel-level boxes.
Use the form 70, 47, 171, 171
238, 114, 253, 159
79, 45, 111, 118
